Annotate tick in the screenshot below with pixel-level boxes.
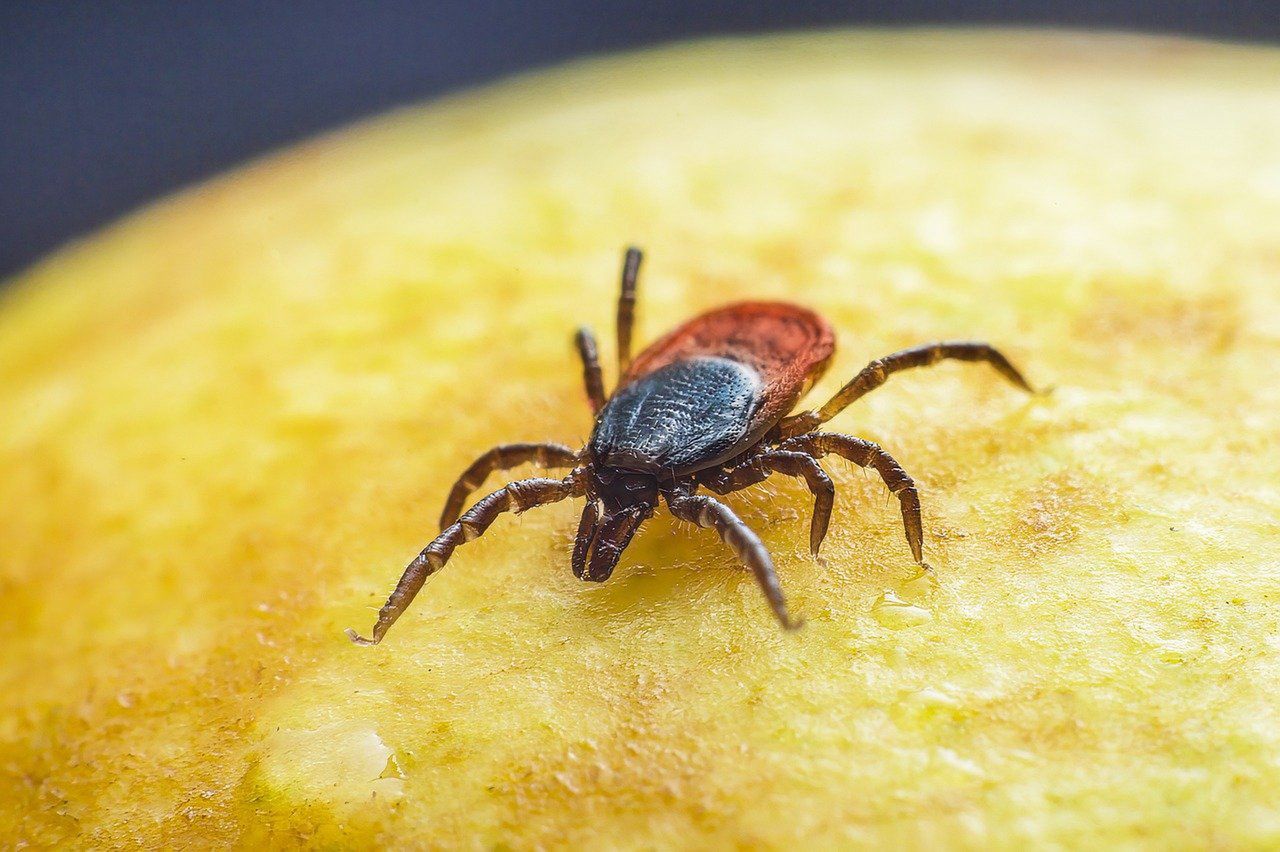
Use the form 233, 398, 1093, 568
348, 247, 1035, 643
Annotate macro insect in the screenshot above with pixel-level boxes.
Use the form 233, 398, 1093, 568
347, 247, 1034, 644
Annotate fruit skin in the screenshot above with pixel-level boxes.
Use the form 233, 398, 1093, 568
3, 28, 1280, 849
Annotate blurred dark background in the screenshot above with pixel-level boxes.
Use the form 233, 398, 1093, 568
4, 1, 1279, 279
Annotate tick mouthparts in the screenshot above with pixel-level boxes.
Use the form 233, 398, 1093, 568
571, 501, 602, 579
582, 507, 647, 583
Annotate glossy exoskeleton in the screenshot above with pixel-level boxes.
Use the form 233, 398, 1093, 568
348, 247, 1034, 643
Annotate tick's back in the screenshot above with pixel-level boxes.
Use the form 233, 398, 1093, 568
589, 356, 762, 476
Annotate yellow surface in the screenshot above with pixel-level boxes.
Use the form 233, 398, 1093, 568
3, 29, 1280, 849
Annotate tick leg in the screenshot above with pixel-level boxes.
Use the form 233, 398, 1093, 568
439, 442, 579, 530
574, 327, 607, 413
349, 473, 584, 646
780, 341, 1035, 437
702, 450, 835, 557
781, 433, 925, 568
666, 492, 802, 630
615, 246, 643, 378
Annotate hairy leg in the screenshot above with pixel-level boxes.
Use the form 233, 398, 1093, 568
574, 326, 607, 413
666, 491, 801, 630
439, 442, 579, 530
349, 473, 583, 646
615, 246, 643, 377
781, 432, 925, 567
781, 341, 1035, 437
701, 450, 835, 557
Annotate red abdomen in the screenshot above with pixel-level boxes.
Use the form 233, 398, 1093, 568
624, 301, 836, 429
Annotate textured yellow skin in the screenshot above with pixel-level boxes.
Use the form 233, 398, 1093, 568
4, 30, 1280, 849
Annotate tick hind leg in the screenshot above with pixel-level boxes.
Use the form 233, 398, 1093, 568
780, 341, 1035, 437
701, 450, 835, 558
615, 246, 643, 377
666, 491, 801, 630
439, 443, 579, 530
349, 473, 583, 646
574, 327, 607, 413
781, 433, 926, 569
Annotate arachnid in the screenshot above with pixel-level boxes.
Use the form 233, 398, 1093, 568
348, 247, 1035, 643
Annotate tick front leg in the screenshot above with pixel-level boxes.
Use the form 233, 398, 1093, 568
574, 327, 607, 413
702, 450, 835, 557
439, 442, 579, 530
349, 474, 584, 646
781, 433, 925, 568
780, 341, 1035, 437
666, 492, 802, 630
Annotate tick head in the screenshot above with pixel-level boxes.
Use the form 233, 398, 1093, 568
593, 467, 659, 514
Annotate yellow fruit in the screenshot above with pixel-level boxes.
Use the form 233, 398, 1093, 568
4, 29, 1280, 848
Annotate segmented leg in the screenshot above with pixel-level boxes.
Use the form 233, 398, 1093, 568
615, 246, 643, 377
666, 492, 801, 630
780, 341, 1035, 437
781, 433, 925, 567
574, 327, 607, 413
439, 443, 579, 530
701, 450, 835, 557
349, 474, 583, 645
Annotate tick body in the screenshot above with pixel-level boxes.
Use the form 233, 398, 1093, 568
348, 247, 1035, 644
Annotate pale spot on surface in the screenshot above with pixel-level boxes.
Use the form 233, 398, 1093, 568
870, 589, 933, 628
259, 721, 404, 807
